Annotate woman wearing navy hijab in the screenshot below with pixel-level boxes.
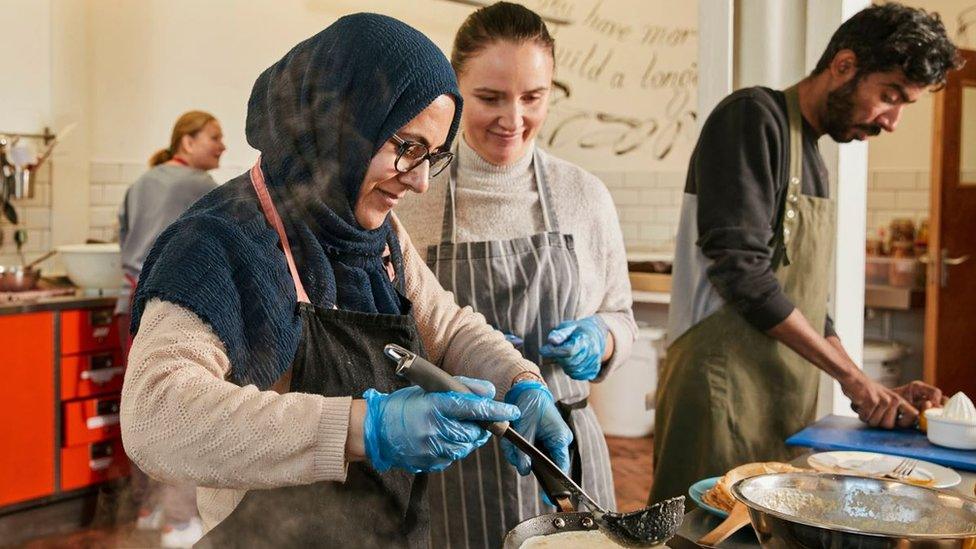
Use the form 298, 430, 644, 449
119, 14, 571, 547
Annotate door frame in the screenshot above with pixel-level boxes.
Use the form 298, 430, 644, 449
924, 48, 976, 387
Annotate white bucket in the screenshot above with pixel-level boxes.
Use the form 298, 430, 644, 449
862, 340, 905, 389
589, 326, 664, 437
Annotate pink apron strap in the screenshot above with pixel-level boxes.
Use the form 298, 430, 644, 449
249, 159, 311, 304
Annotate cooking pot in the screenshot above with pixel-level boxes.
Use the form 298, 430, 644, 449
0, 265, 41, 291
731, 472, 976, 548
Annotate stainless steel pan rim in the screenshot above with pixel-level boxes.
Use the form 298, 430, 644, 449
731, 472, 976, 540
503, 511, 602, 548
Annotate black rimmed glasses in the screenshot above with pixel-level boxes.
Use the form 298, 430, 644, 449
390, 134, 454, 177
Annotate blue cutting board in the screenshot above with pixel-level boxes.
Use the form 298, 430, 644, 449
787, 415, 976, 472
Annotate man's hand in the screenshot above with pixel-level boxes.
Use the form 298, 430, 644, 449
841, 372, 919, 429
893, 380, 946, 412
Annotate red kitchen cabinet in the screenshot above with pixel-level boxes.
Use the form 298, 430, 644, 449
60, 438, 129, 492
0, 312, 56, 507
61, 308, 118, 355
61, 350, 125, 400
62, 396, 121, 448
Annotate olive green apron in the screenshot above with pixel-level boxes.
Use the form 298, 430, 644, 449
649, 86, 836, 505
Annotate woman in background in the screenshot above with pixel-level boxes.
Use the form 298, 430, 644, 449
116, 110, 223, 547
395, 3, 637, 546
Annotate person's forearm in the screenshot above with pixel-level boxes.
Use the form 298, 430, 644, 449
765, 309, 861, 384
601, 331, 615, 362
825, 334, 847, 357
346, 400, 366, 462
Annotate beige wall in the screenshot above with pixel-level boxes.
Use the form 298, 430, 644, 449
865, 0, 975, 233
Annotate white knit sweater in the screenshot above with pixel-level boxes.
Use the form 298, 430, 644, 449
120, 214, 541, 533
395, 135, 637, 377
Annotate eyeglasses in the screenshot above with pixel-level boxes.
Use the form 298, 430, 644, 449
390, 134, 454, 177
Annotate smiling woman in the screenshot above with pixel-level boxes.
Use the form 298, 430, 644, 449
354, 96, 456, 229
395, 3, 638, 547
117, 13, 570, 548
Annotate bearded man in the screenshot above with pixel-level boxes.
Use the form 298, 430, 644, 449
651, 2, 963, 504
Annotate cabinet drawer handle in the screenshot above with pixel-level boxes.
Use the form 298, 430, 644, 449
89, 457, 113, 471
86, 414, 120, 430
81, 367, 124, 384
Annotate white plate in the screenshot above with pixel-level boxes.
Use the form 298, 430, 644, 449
808, 451, 961, 489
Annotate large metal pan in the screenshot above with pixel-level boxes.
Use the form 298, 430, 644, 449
732, 472, 976, 548
503, 511, 604, 548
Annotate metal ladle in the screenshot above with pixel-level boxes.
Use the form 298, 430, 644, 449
382, 343, 685, 547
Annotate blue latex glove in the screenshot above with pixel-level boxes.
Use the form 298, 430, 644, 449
539, 316, 609, 381
501, 380, 573, 476
363, 376, 521, 474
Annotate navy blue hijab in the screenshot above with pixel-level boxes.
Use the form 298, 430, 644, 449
131, 14, 462, 388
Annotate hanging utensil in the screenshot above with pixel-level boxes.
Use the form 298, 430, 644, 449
1, 200, 17, 225
0, 139, 18, 223
30, 122, 76, 171
383, 343, 685, 548
24, 249, 56, 270
14, 229, 27, 266
9, 141, 35, 200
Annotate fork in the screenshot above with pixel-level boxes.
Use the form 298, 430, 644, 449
888, 458, 918, 480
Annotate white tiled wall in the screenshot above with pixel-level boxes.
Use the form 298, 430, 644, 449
866, 169, 932, 236
592, 170, 686, 253
87, 161, 126, 242
0, 166, 53, 267
87, 161, 245, 243
86, 162, 687, 256
80, 164, 965, 261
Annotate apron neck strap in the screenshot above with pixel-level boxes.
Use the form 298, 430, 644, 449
440, 143, 559, 245
771, 85, 805, 270
249, 158, 311, 304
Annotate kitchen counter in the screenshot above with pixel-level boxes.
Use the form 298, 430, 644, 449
669, 454, 976, 548
0, 292, 117, 316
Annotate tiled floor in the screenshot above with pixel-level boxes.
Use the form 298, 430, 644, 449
14, 436, 654, 548
607, 435, 655, 511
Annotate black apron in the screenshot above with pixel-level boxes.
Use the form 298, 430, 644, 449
197, 162, 429, 548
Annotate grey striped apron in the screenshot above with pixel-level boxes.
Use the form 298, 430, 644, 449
425, 147, 615, 548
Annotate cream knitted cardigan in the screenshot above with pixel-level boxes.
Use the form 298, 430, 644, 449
120, 214, 540, 532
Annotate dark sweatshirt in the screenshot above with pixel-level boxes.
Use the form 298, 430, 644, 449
667, 86, 836, 343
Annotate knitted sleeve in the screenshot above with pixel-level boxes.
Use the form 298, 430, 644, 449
586, 179, 638, 381
121, 298, 351, 489
391, 214, 541, 399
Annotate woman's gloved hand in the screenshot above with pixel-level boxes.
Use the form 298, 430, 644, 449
501, 380, 573, 476
363, 377, 521, 473
539, 316, 609, 381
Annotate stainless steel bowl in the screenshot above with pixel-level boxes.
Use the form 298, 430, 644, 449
731, 472, 976, 548
0, 265, 41, 291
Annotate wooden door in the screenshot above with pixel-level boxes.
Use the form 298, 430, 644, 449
925, 48, 976, 397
